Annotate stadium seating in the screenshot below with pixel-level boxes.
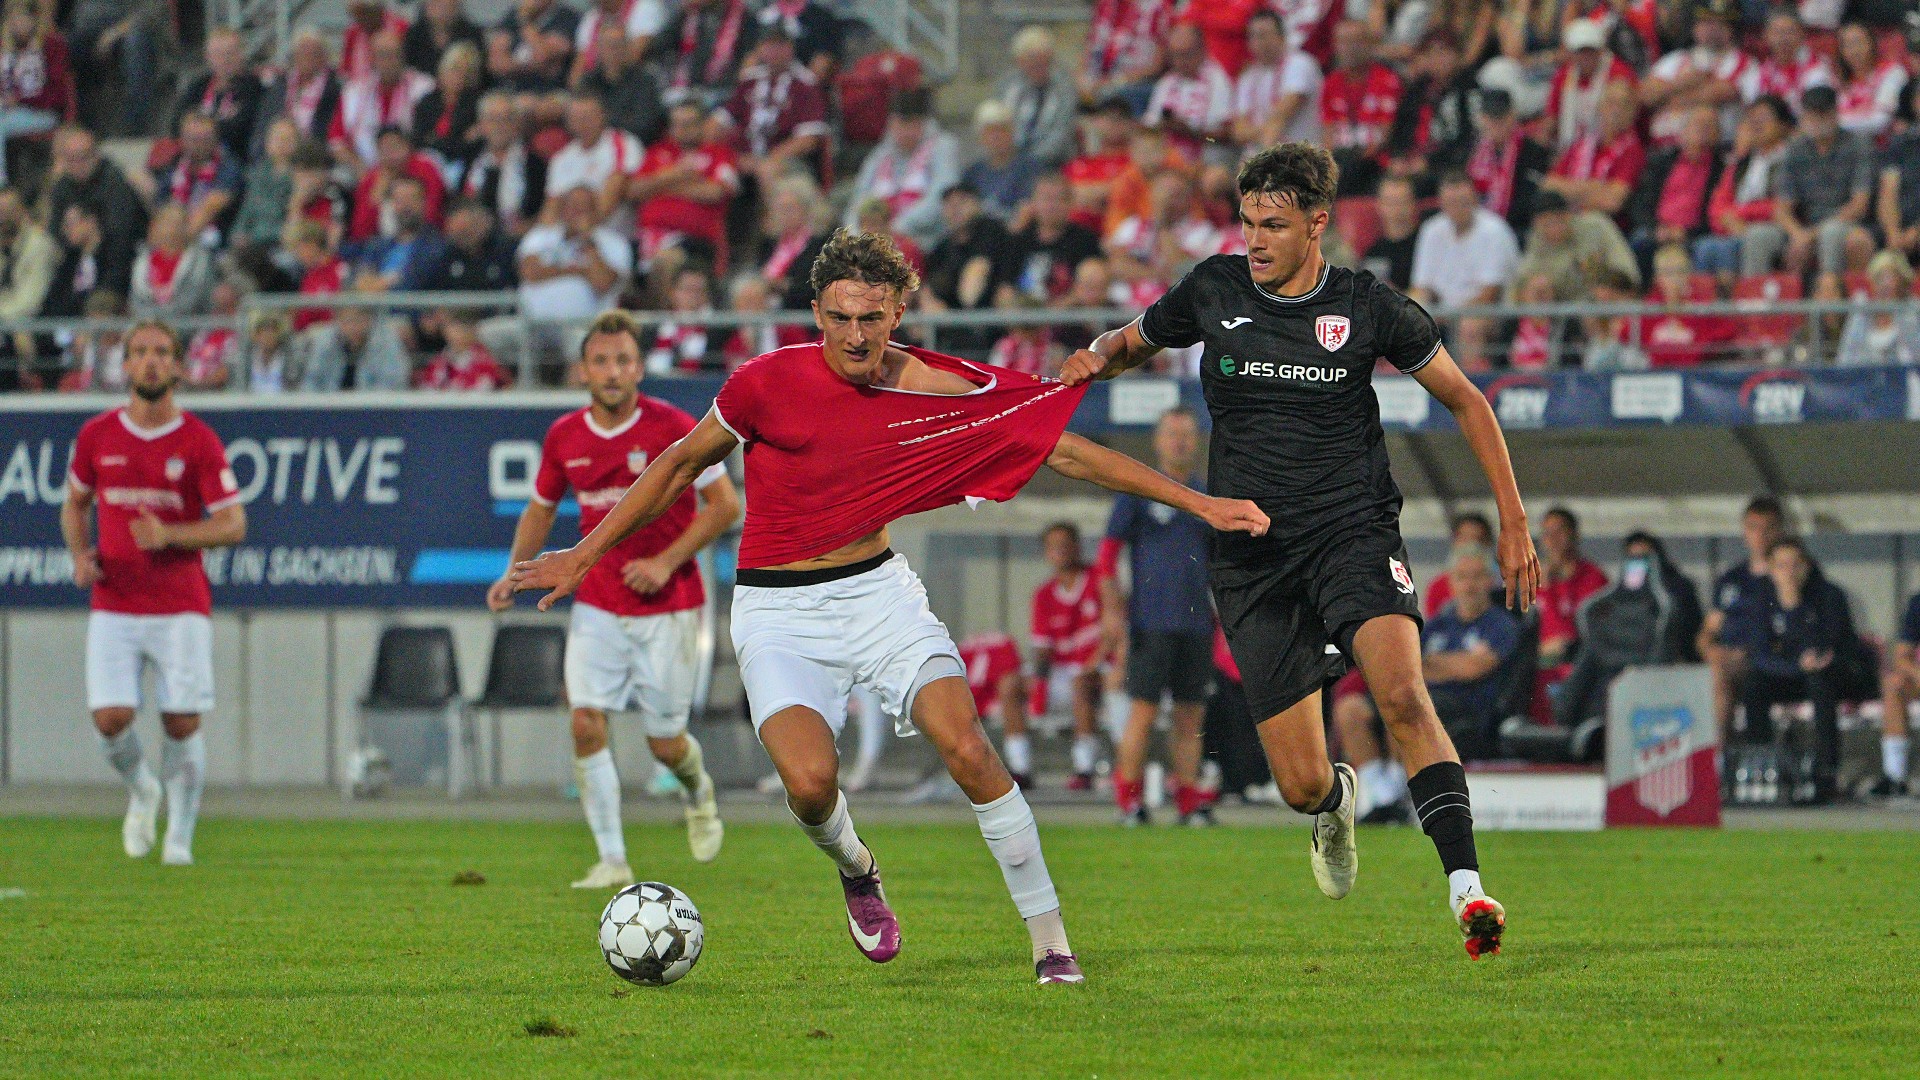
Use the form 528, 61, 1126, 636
356, 626, 478, 798
474, 624, 568, 789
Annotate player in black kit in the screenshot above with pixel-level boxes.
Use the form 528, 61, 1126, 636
1061, 143, 1539, 959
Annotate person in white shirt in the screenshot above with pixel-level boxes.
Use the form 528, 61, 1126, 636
1410, 171, 1519, 369
1638, 0, 1758, 143
331, 28, 437, 169
1232, 9, 1323, 154
842, 88, 960, 249
545, 94, 645, 226
1144, 23, 1233, 165
517, 185, 634, 373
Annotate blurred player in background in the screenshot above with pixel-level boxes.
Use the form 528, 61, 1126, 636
488, 311, 741, 889
1025, 521, 1107, 790
62, 321, 247, 866
1876, 585, 1920, 797
959, 628, 1029, 782
512, 230, 1268, 985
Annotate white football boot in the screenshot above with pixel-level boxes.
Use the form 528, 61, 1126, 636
572, 861, 636, 889
685, 773, 724, 863
160, 839, 194, 866
1309, 763, 1359, 900
1453, 889, 1507, 959
122, 772, 162, 858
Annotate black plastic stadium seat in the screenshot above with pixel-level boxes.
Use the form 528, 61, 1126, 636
475, 625, 567, 709
363, 627, 462, 709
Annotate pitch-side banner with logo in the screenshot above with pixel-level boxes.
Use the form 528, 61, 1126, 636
1604, 665, 1720, 827
0, 388, 728, 608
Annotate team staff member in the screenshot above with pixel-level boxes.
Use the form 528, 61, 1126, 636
1062, 142, 1540, 960
64, 320, 247, 867
1098, 407, 1218, 825
1698, 495, 1786, 737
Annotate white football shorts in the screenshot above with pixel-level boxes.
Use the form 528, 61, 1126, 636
564, 603, 700, 738
731, 553, 964, 737
1042, 662, 1091, 715
85, 611, 215, 714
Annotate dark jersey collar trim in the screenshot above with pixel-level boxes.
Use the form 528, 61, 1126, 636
1250, 260, 1330, 305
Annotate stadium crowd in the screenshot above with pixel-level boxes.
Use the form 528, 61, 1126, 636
0, 0, 1914, 391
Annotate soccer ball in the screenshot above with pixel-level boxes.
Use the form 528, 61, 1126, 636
598, 882, 704, 986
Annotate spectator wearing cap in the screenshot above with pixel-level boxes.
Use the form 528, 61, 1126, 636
843, 88, 960, 249
255, 29, 342, 154
1143, 23, 1234, 166
722, 25, 829, 187
1638, 0, 1756, 145
1077, 0, 1173, 114
1383, 29, 1481, 196
1546, 18, 1636, 150
1879, 78, 1920, 263
1464, 87, 1550, 235
919, 182, 1017, 356
1411, 170, 1518, 369
1001, 25, 1077, 168
488, 0, 580, 95
1834, 250, 1920, 366
650, 0, 757, 106
1360, 176, 1423, 290
1743, 84, 1875, 292
1754, 8, 1833, 107
170, 26, 262, 166
962, 100, 1043, 222
1832, 21, 1908, 137
1513, 188, 1639, 300
1319, 20, 1401, 196
1541, 80, 1644, 227
1627, 105, 1726, 283
331, 28, 437, 170
1231, 10, 1323, 152
1697, 95, 1796, 280
577, 23, 668, 145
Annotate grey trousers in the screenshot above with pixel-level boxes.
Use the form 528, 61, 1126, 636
1739, 219, 1863, 276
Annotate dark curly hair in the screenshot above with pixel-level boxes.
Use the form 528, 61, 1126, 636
1236, 142, 1339, 213
809, 227, 922, 299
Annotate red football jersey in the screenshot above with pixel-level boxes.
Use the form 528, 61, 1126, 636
532, 400, 725, 617
712, 344, 1089, 569
68, 409, 240, 616
1319, 63, 1400, 153
635, 140, 740, 248
1030, 570, 1103, 668
959, 630, 1023, 716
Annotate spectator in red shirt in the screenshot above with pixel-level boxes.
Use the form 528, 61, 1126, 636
418, 310, 512, 389
1542, 80, 1644, 227
1628, 105, 1725, 283
348, 127, 448, 242
1181, 0, 1262, 78
290, 220, 344, 331
1319, 19, 1401, 196
1534, 506, 1609, 694
1424, 512, 1494, 618
0, 0, 72, 187
629, 101, 741, 273
1077, 0, 1171, 113
722, 24, 829, 187
1063, 99, 1135, 231
1640, 244, 1736, 366
1696, 94, 1795, 281
1546, 18, 1636, 150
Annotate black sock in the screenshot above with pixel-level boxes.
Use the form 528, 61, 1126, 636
1407, 762, 1478, 875
1305, 768, 1346, 816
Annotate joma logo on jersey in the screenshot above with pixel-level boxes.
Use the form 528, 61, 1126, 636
1315, 315, 1350, 351
1218, 356, 1348, 382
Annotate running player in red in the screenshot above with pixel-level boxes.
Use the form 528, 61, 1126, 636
62, 320, 247, 866
512, 230, 1268, 985
488, 311, 741, 889
1026, 522, 1107, 790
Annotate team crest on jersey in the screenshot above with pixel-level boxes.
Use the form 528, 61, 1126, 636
1388, 556, 1415, 595
627, 450, 648, 474
164, 457, 185, 481
1316, 315, 1350, 352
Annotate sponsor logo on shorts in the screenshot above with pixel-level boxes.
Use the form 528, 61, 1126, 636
1388, 556, 1415, 596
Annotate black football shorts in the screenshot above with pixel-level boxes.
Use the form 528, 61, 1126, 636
1212, 517, 1424, 722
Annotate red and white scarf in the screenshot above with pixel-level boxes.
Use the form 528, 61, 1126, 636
286, 70, 330, 135
674, 0, 746, 88
1467, 130, 1522, 217
763, 228, 813, 282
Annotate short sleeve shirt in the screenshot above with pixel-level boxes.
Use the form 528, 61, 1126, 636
1423, 602, 1520, 717
1105, 479, 1214, 635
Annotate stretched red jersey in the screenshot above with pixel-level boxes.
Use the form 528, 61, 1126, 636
713, 344, 1089, 569
1031, 570, 1103, 668
67, 409, 241, 616
959, 630, 1024, 716
533, 400, 725, 617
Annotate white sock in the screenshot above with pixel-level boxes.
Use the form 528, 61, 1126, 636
1024, 907, 1072, 962
973, 786, 1061, 923
1378, 759, 1408, 802
666, 734, 712, 802
1448, 868, 1484, 910
575, 749, 626, 865
1883, 735, 1909, 782
794, 790, 875, 877
1070, 733, 1099, 775
101, 727, 153, 789
1003, 733, 1032, 775
160, 732, 206, 850
1102, 690, 1130, 743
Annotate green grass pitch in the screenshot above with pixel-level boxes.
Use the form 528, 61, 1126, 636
2, 816, 1916, 1079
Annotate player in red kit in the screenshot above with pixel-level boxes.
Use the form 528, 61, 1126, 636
512, 230, 1268, 985
1027, 522, 1107, 790
489, 311, 741, 890
61, 321, 247, 866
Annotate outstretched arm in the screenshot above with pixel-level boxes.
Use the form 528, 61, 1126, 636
509, 411, 741, 610
1058, 318, 1164, 387
1047, 433, 1269, 537
1412, 346, 1540, 611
